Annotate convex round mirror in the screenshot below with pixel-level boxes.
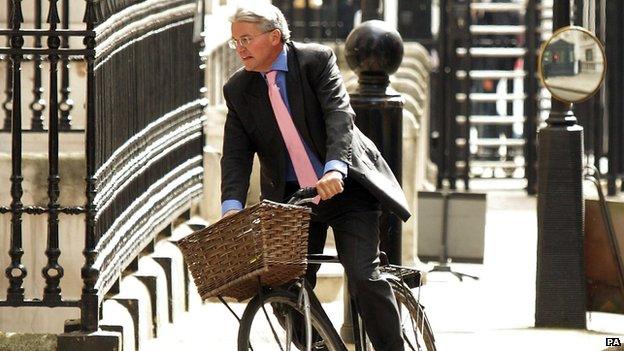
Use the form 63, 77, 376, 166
539, 26, 606, 103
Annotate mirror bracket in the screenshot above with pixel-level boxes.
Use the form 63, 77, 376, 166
545, 109, 577, 126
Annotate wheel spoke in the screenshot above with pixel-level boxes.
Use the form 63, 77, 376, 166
285, 311, 293, 351
403, 330, 418, 351
260, 302, 285, 351
401, 302, 421, 351
238, 290, 346, 351
390, 278, 437, 351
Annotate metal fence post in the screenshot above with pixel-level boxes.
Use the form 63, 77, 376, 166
81, 0, 99, 332
2, 1, 13, 131
524, 0, 538, 195
6, 0, 26, 304
60, 0, 74, 130
605, 0, 623, 195
435, 0, 450, 189
30, 0, 45, 131
43, 0, 63, 305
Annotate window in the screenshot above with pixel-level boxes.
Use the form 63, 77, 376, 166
586, 49, 594, 62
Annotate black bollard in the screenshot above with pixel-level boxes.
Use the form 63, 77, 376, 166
535, 0, 587, 328
339, 19, 405, 344
345, 20, 405, 265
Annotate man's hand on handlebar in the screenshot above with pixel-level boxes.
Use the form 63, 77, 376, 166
316, 171, 344, 201
227, 172, 345, 209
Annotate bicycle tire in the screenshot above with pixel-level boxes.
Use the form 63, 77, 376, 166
388, 277, 437, 351
238, 289, 346, 351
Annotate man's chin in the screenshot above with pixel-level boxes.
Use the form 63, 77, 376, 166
242, 61, 258, 72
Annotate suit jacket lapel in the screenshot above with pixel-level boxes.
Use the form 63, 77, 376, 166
242, 72, 286, 178
243, 73, 277, 139
286, 44, 315, 150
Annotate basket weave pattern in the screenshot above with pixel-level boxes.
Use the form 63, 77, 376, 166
178, 200, 311, 301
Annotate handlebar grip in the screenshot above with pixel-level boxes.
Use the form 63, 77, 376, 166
287, 187, 318, 204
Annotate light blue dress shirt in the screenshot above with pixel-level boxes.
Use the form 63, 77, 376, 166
222, 45, 348, 215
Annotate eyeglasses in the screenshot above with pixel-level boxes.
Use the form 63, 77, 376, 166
228, 30, 274, 50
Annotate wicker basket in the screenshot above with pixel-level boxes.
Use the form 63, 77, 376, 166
178, 200, 311, 301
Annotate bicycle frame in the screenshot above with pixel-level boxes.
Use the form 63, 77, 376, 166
225, 187, 436, 351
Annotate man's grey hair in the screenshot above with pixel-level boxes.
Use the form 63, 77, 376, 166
230, 4, 291, 42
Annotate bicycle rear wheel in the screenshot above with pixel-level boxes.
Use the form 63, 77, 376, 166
237, 288, 346, 351
389, 278, 437, 351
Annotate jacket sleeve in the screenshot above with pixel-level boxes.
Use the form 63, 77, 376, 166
220, 84, 255, 205
310, 47, 355, 166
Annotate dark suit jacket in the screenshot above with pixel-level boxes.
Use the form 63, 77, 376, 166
221, 41, 411, 221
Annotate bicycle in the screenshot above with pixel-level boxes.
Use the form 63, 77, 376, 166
223, 188, 437, 351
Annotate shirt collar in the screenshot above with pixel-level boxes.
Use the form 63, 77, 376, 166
268, 45, 289, 73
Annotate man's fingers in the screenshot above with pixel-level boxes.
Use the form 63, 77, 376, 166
328, 180, 344, 195
316, 182, 328, 200
316, 177, 344, 200
317, 186, 327, 200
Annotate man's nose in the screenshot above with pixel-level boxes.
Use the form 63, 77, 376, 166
236, 45, 248, 56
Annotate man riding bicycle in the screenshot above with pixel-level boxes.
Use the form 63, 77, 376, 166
220, 4, 411, 350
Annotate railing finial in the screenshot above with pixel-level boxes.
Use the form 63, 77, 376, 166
47, 0, 61, 27
60, 0, 74, 130
10, 0, 23, 29
83, 0, 98, 29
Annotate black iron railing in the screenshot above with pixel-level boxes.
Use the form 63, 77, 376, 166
274, 0, 357, 42
0, 0, 82, 132
524, 0, 539, 195
0, 0, 91, 308
0, 0, 206, 332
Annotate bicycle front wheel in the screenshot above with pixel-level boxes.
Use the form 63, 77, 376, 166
389, 278, 437, 351
237, 289, 346, 351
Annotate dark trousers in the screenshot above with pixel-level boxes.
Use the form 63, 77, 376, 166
284, 178, 404, 351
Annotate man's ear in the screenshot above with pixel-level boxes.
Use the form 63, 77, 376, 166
271, 29, 282, 45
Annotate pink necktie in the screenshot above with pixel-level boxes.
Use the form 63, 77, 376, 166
266, 71, 319, 202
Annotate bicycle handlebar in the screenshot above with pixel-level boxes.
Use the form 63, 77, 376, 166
286, 187, 318, 205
